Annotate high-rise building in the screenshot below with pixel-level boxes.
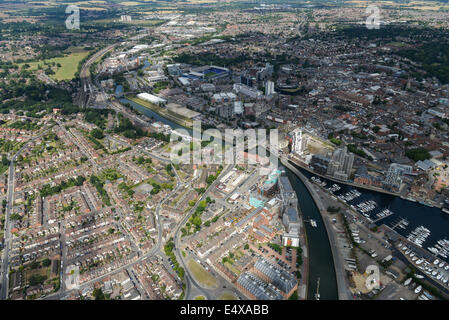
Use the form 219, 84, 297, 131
240, 75, 253, 87
291, 128, 306, 156
326, 161, 340, 176
343, 152, 354, 175
327, 146, 354, 180
265, 81, 275, 96
383, 163, 412, 191
233, 83, 263, 99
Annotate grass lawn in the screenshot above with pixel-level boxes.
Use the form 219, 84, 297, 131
24, 263, 51, 286
224, 261, 241, 276
18, 47, 90, 81
219, 292, 238, 300
187, 259, 218, 288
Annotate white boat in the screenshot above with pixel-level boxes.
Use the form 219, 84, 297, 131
403, 278, 412, 286
310, 219, 317, 228
438, 262, 444, 268
416, 259, 423, 265
414, 285, 422, 294
433, 259, 440, 265
412, 256, 418, 261
415, 274, 424, 279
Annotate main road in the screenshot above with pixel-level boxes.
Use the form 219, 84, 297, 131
1, 128, 51, 299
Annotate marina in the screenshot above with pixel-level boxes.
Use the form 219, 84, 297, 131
390, 217, 409, 230
397, 241, 449, 291
428, 239, 449, 259
299, 166, 449, 265
327, 183, 341, 194
407, 226, 431, 248
336, 189, 361, 202
311, 176, 327, 188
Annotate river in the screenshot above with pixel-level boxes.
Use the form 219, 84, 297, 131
121, 97, 340, 299
285, 168, 339, 299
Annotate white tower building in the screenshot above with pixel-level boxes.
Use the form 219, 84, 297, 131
292, 128, 304, 155
265, 81, 275, 97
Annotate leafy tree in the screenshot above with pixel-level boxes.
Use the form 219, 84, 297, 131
90, 128, 104, 139
92, 288, 106, 300
30, 260, 40, 269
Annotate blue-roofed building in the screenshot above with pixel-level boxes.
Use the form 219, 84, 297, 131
260, 169, 281, 197
249, 196, 266, 208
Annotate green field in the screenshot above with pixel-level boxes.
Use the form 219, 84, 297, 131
18, 48, 90, 81
187, 259, 218, 289
224, 261, 241, 276
219, 292, 238, 300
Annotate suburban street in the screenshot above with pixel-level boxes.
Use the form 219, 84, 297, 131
1, 129, 51, 299
173, 163, 236, 299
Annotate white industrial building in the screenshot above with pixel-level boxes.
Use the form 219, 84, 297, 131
233, 83, 263, 99
234, 101, 244, 115
137, 92, 167, 106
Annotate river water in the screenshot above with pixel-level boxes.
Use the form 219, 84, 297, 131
297, 166, 449, 264
285, 169, 339, 299
122, 97, 340, 299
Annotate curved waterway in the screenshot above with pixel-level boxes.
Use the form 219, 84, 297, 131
120, 98, 186, 130
122, 97, 339, 299
285, 169, 339, 300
